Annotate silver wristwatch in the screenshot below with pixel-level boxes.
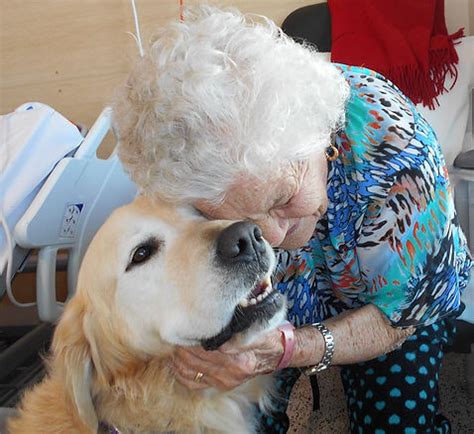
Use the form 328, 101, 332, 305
304, 322, 335, 375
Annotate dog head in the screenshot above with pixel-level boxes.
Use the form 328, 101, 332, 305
51, 196, 285, 430
90, 196, 286, 351
56, 195, 286, 361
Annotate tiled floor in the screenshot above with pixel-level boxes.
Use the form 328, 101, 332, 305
287, 352, 474, 433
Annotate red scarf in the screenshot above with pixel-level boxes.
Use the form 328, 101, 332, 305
328, 0, 464, 109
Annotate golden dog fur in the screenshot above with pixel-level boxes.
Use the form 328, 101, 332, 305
8, 197, 277, 434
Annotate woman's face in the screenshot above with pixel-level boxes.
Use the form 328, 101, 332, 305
195, 153, 328, 249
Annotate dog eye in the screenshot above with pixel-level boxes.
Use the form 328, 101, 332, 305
132, 246, 152, 264
126, 238, 162, 271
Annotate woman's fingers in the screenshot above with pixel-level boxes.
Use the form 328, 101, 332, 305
172, 359, 210, 390
172, 346, 256, 391
172, 328, 286, 391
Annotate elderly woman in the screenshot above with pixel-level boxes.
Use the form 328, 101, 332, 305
112, 6, 472, 434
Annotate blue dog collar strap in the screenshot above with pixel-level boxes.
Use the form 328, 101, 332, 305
99, 422, 123, 434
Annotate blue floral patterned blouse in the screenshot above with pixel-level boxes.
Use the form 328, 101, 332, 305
275, 64, 473, 328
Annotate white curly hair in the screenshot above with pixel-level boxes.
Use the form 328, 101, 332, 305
112, 5, 349, 204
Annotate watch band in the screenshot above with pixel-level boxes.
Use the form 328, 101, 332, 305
276, 321, 296, 370
304, 322, 335, 375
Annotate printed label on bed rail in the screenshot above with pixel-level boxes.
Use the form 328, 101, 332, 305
60, 203, 84, 238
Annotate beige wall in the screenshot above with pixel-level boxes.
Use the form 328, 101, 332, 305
0, 0, 318, 132
1, 0, 473, 142
445, 0, 473, 37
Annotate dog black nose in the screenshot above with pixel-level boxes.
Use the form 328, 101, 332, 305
216, 222, 266, 263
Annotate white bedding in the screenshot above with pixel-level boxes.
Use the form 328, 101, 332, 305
0, 103, 83, 274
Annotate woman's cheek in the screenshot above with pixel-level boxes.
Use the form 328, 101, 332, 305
257, 219, 288, 247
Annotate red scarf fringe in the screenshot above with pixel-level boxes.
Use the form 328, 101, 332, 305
388, 29, 463, 109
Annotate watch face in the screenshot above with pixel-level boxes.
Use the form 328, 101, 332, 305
60, 203, 84, 238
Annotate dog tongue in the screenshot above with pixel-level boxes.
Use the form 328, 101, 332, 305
251, 281, 267, 298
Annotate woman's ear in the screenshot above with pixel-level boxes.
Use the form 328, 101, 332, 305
52, 297, 98, 432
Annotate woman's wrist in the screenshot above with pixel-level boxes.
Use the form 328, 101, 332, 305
288, 325, 326, 368
275, 321, 296, 370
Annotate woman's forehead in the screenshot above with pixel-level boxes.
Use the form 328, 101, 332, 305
196, 170, 296, 219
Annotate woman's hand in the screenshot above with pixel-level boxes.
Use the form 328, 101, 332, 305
172, 328, 284, 391
172, 304, 414, 391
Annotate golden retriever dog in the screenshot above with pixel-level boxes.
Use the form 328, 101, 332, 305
8, 196, 286, 434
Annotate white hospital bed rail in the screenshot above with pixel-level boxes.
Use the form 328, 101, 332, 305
12, 107, 137, 322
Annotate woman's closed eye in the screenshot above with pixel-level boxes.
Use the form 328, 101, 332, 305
126, 238, 163, 271
272, 195, 294, 210
193, 207, 212, 220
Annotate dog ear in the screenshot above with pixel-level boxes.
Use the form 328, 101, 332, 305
52, 297, 99, 432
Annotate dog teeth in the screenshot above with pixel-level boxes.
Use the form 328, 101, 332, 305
239, 298, 249, 308
238, 276, 274, 308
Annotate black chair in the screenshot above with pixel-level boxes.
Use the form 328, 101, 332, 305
281, 3, 332, 52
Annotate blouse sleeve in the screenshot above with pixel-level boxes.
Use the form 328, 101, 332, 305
353, 100, 472, 327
